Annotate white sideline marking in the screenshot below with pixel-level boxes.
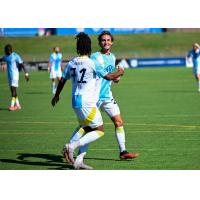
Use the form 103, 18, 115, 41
0, 121, 200, 129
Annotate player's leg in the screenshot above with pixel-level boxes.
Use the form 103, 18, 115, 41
8, 78, 21, 111
102, 99, 139, 159
50, 70, 57, 94
195, 73, 200, 92
8, 86, 17, 111
64, 107, 104, 169
51, 78, 56, 94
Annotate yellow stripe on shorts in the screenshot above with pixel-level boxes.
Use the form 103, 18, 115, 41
79, 107, 97, 126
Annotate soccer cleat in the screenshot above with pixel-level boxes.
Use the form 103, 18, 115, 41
15, 105, 22, 110
8, 106, 17, 111
74, 160, 93, 170
62, 144, 75, 164
120, 151, 139, 159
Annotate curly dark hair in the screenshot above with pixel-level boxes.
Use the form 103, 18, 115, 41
75, 32, 91, 55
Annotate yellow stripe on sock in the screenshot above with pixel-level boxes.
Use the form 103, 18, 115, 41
79, 107, 97, 126
116, 126, 124, 133
96, 130, 104, 137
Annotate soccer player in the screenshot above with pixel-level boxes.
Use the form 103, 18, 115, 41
48, 46, 63, 94
0, 44, 29, 111
51, 32, 124, 169
187, 43, 200, 92
70, 31, 139, 162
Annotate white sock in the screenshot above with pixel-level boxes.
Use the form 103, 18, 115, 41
11, 97, 15, 107
115, 126, 126, 152
15, 97, 20, 107
69, 127, 85, 144
71, 130, 104, 150
198, 80, 200, 90
76, 152, 86, 163
52, 81, 56, 94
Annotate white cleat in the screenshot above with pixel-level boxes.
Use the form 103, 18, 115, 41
62, 144, 75, 164
74, 160, 93, 170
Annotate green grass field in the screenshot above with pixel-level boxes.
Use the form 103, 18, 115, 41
0, 67, 200, 170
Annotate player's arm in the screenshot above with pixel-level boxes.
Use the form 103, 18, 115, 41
19, 63, 29, 82
103, 66, 124, 80
47, 62, 51, 72
0, 57, 4, 72
51, 77, 67, 106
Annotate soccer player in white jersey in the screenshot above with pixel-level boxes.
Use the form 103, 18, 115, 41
51, 32, 124, 169
0, 44, 29, 111
48, 46, 63, 94
187, 43, 200, 92
70, 31, 139, 162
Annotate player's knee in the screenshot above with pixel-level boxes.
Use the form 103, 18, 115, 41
114, 118, 123, 127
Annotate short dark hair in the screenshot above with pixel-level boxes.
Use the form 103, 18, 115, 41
4, 44, 12, 52
98, 31, 114, 43
75, 32, 91, 55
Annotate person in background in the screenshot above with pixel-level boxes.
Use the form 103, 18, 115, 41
0, 44, 29, 111
187, 43, 200, 92
48, 46, 63, 94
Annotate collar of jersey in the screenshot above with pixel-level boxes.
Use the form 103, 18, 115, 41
79, 55, 88, 59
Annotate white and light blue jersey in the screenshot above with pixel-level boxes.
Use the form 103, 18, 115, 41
49, 52, 62, 71
3, 52, 23, 81
91, 52, 116, 101
187, 49, 200, 68
62, 56, 108, 109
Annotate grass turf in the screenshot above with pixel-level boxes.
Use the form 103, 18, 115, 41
0, 67, 200, 170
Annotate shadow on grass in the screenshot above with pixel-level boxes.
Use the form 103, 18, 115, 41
0, 153, 74, 170
0, 153, 134, 170
0, 107, 9, 111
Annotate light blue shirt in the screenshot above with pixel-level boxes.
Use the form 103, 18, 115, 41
187, 49, 200, 68
49, 52, 62, 71
3, 52, 23, 80
91, 52, 116, 100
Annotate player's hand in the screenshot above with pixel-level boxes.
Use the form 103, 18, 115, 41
51, 95, 59, 106
25, 73, 29, 82
118, 66, 124, 76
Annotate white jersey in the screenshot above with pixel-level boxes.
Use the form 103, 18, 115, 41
62, 56, 108, 108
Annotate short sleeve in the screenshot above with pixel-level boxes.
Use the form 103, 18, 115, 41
49, 54, 54, 63
15, 53, 23, 64
94, 61, 109, 78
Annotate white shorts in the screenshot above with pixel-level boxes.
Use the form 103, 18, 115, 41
97, 99, 120, 118
8, 78, 19, 87
74, 107, 103, 128
193, 67, 200, 76
50, 69, 62, 79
